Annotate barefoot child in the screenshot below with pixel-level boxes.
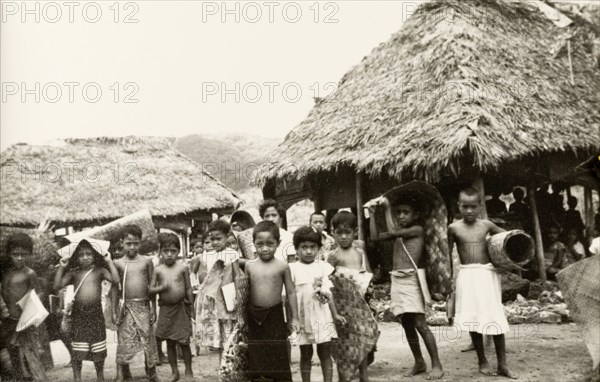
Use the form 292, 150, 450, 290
0, 233, 48, 382
53, 239, 119, 382
369, 195, 444, 380
194, 220, 241, 361
290, 226, 345, 382
245, 221, 300, 382
327, 211, 373, 382
448, 187, 516, 379
150, 233, 194, 381
113, 225, 160, 382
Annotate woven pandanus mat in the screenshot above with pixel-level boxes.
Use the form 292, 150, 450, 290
382, 181, 452, 300
234, 274, 250, 326
330, 273, 380, 381
219, 322, 249, 382
237, 228, 256, 260
557, 255, 600, 370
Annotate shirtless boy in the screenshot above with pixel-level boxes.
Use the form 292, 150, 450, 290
150, 233, 194, 382
113, 225, 159, 382
244, 221, 300, 382
0, 233, 47, 382
369, 195, 443, 379
54, 239, 119, 382
448, 187, 516, 379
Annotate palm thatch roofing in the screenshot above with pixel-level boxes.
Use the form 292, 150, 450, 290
1, 136, 242, 227
256, 0, 600, 186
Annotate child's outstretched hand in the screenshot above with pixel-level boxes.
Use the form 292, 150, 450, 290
334, 314, 347, 326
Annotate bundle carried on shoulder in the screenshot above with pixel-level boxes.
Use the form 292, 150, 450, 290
486, 230, 534, 272
66, 209, 158, 254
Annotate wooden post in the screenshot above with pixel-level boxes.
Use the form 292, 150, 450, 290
584, 187, 593, 227
313, 191, 322, 213
529, 185, 546, 282
472, 172, 488, 219
356, 172, 365, 242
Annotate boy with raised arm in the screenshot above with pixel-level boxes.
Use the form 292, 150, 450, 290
114, 225, 160, 382
369, 195, 443, 379
150, 233, 194, 382
448, 187, 516, 379
54, 239, 119, 382
245, 221, 299, 382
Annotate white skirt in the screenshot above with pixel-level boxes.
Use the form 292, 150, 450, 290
455, 263, 509, 335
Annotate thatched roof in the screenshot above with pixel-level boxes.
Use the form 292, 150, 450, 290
1, 137, 242, 226
256, 0, 600, 185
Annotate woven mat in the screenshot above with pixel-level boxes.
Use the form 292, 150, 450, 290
330, 273, 380, 381
237, 228, 256, 260
219, 323, 249, 382
557, 255, 600, 369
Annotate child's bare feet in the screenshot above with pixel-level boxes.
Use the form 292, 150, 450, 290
479, 362, 494, 376
426, 366, 444, 380
461, 343, 475, 352
404, 360, 427, 377
170, 370, 180, 382
183, 371, 194, 381
497, 364, 517, 379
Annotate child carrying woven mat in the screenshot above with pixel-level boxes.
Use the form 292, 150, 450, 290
327, 211, 379, 382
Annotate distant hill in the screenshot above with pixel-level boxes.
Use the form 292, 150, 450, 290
176, 134, 280, 192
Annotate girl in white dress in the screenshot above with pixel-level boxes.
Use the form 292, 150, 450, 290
290, 227, 346, 382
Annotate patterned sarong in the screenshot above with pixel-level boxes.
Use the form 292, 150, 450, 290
116, 299, 158, 366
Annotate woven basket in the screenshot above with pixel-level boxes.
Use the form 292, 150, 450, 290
219, 323, 249, 382
66, 209, 158, 254
557, 255, 600, 370
486, 230, 534, 272
373, 181, 452, 300
330, 273, 380, 381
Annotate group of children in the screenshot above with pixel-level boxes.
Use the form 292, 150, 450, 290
9, 185, 592, 381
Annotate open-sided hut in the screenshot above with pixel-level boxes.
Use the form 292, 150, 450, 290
256, 0, 600, 280
1, 136, 242, 247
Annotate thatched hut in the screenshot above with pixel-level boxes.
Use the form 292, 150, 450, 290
1, 136, 242, 242
256, 0, 600, 280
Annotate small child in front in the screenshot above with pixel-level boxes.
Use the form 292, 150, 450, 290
245, 221, 299, 382
150, 233, 194, 381
290, 226, 345, 382
54, 239, 120, 382
114, 225, 160, 382
0, 233, 47, 382
327, 211, 373, 382
448, 187, 517, 379
369, 195, 443, 379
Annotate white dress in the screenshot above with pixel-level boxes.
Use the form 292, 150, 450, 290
289, 261, 337, 345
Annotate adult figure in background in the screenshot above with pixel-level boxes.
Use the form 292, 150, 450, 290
486, 189, 507, 217
254, 199, 296, 263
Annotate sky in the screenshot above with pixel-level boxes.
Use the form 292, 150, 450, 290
0, 0, 426, 149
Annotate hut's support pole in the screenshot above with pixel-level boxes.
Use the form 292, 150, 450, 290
472, 173, 488, 219
529, 185, 546, 282
584, 187, 593, 232
356, 172, 365, 242
314, 191, 322, 213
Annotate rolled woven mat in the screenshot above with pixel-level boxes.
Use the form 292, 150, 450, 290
66, 209, 158, 255
486, 230, 534, 272
230, 210, 256, 231
237, 228, 256, 260
329, 273, 380, 381
219, 322, 249, 382
368, 181, 452, 300
557, 256, 600, 370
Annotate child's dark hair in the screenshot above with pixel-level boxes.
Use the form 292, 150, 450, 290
67, 240, 106, 270
309, 212, 325, 223
513, 187, 525, 199
331, 211, 357, 230
258, 199, 284, 219
158, 232, 180, 251
121, 224, 143, 239
393, 194, 423, 214
109, 231, 123, 254
567, 196, 578, 208
208, 220, 231, 235
293, 226, 322, 249
253, 221, 280, 242
201, 231, 210, 242
459, 187, 481, 203
6, 233, 34, 254
190, 237, 202, 247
